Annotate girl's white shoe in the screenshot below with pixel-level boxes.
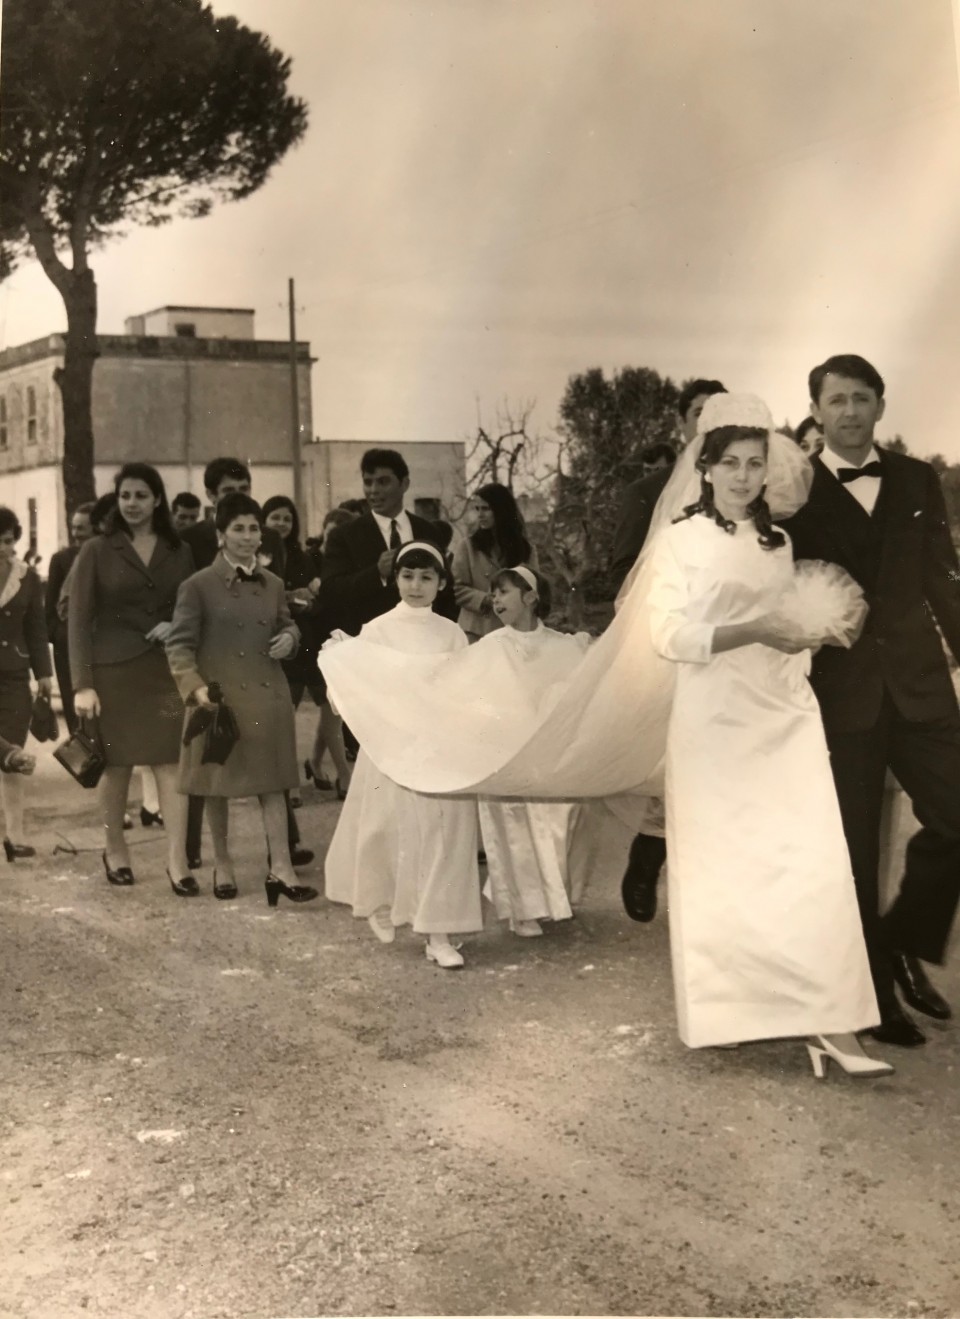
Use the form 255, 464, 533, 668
426, 938, 464, 969
510, 919, 543, 937
807, 1033, 894, 1079
367, 907, 396, 944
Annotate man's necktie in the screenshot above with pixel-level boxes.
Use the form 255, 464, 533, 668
837, 461, 883, 484
389, 519, 402, 550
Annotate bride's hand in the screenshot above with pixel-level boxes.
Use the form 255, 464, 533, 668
755, 615, 815, 654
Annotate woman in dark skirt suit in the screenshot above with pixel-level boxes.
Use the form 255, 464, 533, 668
165, 492, 318, 906
69, 464, 195, 893
0, 506, 53, 859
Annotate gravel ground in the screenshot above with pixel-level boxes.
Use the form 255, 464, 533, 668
1, 714, 958, 1319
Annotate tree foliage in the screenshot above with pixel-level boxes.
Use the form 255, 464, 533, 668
543, 366, 680, 614
0, 0, 308, 510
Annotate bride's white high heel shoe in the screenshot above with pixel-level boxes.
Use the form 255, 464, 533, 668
807, 1033, 894, 1080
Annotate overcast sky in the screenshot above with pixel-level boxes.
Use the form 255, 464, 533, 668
3, 0, 959, 457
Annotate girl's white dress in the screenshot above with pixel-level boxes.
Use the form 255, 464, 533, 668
323, 602, 482, 935
475, 624, 592, 924
648, 516, 879, 1048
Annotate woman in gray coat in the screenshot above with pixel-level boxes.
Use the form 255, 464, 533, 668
70, 466, 194, 892
165, 493, 317, 906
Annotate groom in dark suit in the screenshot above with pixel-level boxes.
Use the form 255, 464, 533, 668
782, 353, 960, 1047
320, 448, 457, 635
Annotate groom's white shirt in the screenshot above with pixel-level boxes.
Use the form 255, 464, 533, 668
820, 443, 882, 515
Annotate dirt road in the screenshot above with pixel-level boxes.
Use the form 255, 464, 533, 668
1, 726, 958, 1318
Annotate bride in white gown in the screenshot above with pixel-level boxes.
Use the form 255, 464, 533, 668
646, 393, 888, 1077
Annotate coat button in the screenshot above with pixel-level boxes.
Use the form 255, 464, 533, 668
240, 683, 248, 690
261, 681, 270, 688
0, 641, 7, 647
238, 651, 245, 658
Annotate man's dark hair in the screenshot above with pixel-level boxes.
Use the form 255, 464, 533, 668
74, 501, 96, 518
338, 497, 368, 515
91, 492, 117, 531
677, 379, 726, 420
172, 491, 202, 512
809, 355, 885, 404
641, 442, 677, 468
203, 457, 251, 496
215, 492, 262, 533
361, 448, 409, 482
0, 506, 22, 541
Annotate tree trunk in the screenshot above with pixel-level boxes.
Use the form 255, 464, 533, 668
53, 268, 99, 513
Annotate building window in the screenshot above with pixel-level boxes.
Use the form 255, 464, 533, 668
174, 323, 197, 338
26, 386, 37, 444
0, 397, 6, 450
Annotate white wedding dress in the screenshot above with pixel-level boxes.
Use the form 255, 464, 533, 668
648, 515, 879, 1047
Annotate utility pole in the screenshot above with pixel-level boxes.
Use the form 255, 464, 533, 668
288, 277, 305, 521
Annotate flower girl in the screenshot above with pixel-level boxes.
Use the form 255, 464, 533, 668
476, 567, 592, 936
322, 542, 482, 968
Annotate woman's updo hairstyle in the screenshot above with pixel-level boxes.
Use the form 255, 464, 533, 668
490, 566, 553, 620
673, 393, 785, 551
215, 491, 263, 532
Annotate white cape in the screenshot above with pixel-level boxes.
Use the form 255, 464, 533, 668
318, 569, 674, 820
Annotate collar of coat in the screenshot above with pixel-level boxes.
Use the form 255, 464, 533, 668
213, 551, 266, 586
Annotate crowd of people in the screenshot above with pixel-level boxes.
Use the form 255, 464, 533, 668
1, 351, 957, 1084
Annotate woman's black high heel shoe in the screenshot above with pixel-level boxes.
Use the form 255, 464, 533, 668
4, 838, 36, 862
140, 807, 164, 828
265, 873, 318, 907
167, 868, 200, 897
213, 870, 238, 900
102, 851, 135, 886
303, 759, 332, 791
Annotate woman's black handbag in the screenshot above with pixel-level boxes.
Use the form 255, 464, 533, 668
53, 718, 105, 789
182, 682, 239, 766
29, 693, 59, 743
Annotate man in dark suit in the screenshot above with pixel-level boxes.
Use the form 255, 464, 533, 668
610, 379, 727, 923
180, 457, 306, 868
45, 502, 95, 733
319, 448, 457, 635
781, 353, 960, 1047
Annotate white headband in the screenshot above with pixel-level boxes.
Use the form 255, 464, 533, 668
509, 565, 539, 593
396, 540, 445, 569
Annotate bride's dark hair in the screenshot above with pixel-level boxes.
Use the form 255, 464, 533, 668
673, 425, 785, 551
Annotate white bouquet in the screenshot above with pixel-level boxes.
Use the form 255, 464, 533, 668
773, 560, 868, 649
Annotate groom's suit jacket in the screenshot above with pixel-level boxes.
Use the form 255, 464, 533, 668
319, 511, 457, 636
780, 449, 960, 735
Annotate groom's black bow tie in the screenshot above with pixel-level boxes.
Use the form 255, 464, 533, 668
837, 461, 883, 484
234, 566, 259, 583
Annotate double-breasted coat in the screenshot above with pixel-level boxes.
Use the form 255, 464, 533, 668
165, 554, 300, 798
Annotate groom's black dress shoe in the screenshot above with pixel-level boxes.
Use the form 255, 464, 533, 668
868, 1001, 926, 1049
621, 834, 666, 923
891, 952, 952, 1020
